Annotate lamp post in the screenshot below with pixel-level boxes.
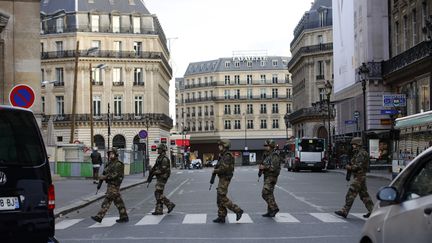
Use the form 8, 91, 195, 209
243, 113, 247, 151
358, 62, 370, 147
144, 115, 152, 171
283, 113, 290, 141
107, 103, 111, 150
90, 63, 107, 148
324, 80, 333, 166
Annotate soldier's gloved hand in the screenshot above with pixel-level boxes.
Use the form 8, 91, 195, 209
99, 175, 107, 180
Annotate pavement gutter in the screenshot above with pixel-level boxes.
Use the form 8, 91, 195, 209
54, 179, 146, 218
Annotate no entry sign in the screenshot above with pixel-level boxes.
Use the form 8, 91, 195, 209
9, 84, 35, 109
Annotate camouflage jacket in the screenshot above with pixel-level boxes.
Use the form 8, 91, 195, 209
214, 150, 234, 178
261, 150, 281, 176
152, 152, 171, 179
350, 148, 369, 176
103, 158, 124, 186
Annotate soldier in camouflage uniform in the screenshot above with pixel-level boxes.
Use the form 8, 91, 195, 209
151, 143, 175, 215
335, 137, 374, 218
212, 140, 244, 223
91, 148, 129, 223
259, 139, 281, 217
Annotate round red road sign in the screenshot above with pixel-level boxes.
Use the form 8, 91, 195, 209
9, 84, 35, 109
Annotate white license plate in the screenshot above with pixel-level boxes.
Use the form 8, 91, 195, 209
307, 164, 314, 167
0, 197, 19, 210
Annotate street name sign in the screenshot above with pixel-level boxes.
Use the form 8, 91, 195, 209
383, 94, 406, 107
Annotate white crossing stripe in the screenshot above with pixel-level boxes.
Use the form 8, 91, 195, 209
176, 171, 183, 174
227, 213, 253, 224
135, 214, 166, 225
273, 213, 300, 223
310, 213, 347, 223
350, 213, 367, 220
182, 214, 207, 224
89, 217, 118, 228
56, 219, 84, 230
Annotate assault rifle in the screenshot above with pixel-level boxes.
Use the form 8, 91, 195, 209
95, 170, 106, 195
209, 161, 220, 190
258, 168, 263, 182
345, 163, 352, 181
146, 170, 155, 188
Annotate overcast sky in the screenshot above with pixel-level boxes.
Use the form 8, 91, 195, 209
143, 0, 313, 117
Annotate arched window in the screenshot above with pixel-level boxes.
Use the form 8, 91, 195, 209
94, 135, 105, 149
113, 134, 126, 149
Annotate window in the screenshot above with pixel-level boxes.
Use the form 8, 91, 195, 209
260, 88, 267, 98
272, 88, 278, 98
395, 21, 400, 54
247, 104, 253, 114
210, 105, 214, 115
134, 68, 143, 85
234, 120, 241, 129
234, 89, 240, 99
93, 96, 101, 116
287, 104, 292, 113
41, 69, 45, 84
247, 75, 253, 84
92, 67, 102, 83
198, 106, 202, 116
247, 88, 253, 99
134, 96, 143, 115
133, 16, 140, 33
317, 61, 324, 78
224, 105, 231, 115
205, 121, 209, 131
247, 120, 254, 129
112, 16, 120, 32
318, 35, 323, 44
210, 121, 215, 130
205, 91, 208, 98
272, 119, 279, 129
41, 97, 45, 113
272, 60, 278, 66
403, 15, 408, 50
91, 15, 100, 32
114, 95, 122, 116
260, 104, 267, 114
225, 61, 230, 68
224, 90, 230, 99
113, 41, 122, 51
205, 106, 208, 115
287, 88, 292, 98
422, 2, 428, 41
403, 160, 432, 201
55, 41, 63, 52
260, 74, 266, 83
235, 62, 240, 67
113, 68, 122, 83
56, 18, 64, 33
261, 60, 266, 66
319, 11, 325, 27
319, 88, 326, 101
224, 120, 231, 129
234, 104, 240, 114
260, 119, 267, 129
272, 104, 279, 114
412, 10, 417, 45
55, 68, 64, 85
134, 41, 142, 55
247, 61, 252, 67
91, 40, 101, 49
224, 75, 230, 85
272, 74, 278, 84
56, 96, 64, 115
234, 75, 240, 84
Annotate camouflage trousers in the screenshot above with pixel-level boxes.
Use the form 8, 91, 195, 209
96, 184, 128, 219
154, 178, 174, 213
262, 174, 279, 212
342, 176, 374, 214
216, 176, 242, 217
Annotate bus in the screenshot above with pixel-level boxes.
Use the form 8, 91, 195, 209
392, 110, 432, 178
284, 137, 326, 172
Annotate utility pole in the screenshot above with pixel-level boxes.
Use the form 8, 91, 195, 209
70, 41, 79, 143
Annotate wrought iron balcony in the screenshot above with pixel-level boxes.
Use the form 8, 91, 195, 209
288, 43, 333, 68
112, 81, 124, 86
92, 81, 103, 86
184, 95, 293, 103
133, 82, 145, 86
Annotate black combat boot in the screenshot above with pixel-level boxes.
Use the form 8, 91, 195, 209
152, 211, 163, 215
236, 209, 244, 221
334, 210, 347, 218
91, 216, 102, 223
116, 217, 129, 223
212, 217, 226, 223
363, 212, 371, 218
268, 208, 279, 217
167, 203, 176, 214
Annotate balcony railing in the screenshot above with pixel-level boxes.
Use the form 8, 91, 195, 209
184, 95, 293, 103
180, 79, 290, 90
92, 81, 103, 86
54, 82, 64, 87
288, 43, 333, 68
112, 81, 124, 86
382, 41, 432, 76
133, 82, 145, 86
41, 50, 172, 76
316, 74, 325, 80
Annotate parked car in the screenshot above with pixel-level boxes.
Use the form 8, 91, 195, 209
190, 159, 202, 169
359, 147, 432, 243
0, 106, 57, 242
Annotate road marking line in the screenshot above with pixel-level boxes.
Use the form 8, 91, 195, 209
167, 179, 189, 198
176, 171, 183, 174
178, 189, 184, 195
182, 214, 207, 224
89, 217, 117, 228
135, 214, 166, 225
273, 213, 300, 223
310, 213, 347, 223
227, 213, 253, 224
276, 185, 325, 212
56, 219, 84, 229
350, 213, 367, 220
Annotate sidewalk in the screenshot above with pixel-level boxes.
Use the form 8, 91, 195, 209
328, 169, 393, 181
53, 173, 146, 218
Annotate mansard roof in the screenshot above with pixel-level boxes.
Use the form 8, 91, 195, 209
41, 0, 150, 15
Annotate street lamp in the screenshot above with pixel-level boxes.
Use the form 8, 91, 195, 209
283, 113, 290, 141
324, 80, 333, 165
358, 62, 370, 147
243, 112, 248, 151
144, 115, 152, 171
90, 63, 107, 148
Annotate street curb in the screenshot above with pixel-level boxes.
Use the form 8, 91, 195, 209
54, 179, 146, 218
327, 169, 392, 181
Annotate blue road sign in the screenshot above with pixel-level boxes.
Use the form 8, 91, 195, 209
383, 94, 406, 107
344, 120, 356, 125
138, 130, 148, 139
380, 109, 399, 115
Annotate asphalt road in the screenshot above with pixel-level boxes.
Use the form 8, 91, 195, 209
54, 167, 390, 243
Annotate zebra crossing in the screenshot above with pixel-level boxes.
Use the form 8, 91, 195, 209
56, 212, 366, 230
